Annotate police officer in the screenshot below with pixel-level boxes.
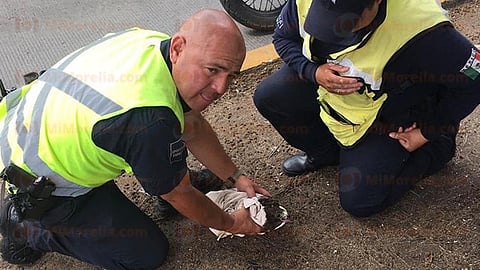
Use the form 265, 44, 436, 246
0, 9, 270, 269
254, 0, 480, 217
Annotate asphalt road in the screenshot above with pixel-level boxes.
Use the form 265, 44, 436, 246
0, 0, 273, 87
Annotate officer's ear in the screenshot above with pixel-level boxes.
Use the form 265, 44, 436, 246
170, 34, 186, 64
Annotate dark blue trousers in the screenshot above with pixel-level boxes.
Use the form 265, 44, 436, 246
253, 64, 457, 217
22, 181, 169, 269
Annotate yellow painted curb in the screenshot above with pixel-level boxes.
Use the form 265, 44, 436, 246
241, 43, 279, 71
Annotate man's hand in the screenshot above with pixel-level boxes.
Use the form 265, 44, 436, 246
389, 123, 429, 152
315, 63, 364, 95
227, 207, 263, 235
235, 175, 271, 198
183, 111, 270, 199
162, 173, 260, 235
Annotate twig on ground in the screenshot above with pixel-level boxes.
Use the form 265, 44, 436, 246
267, 141, 283, 159
409, 189, 421, 198
388, 250, 410, 268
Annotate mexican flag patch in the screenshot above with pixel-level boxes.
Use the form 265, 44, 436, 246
460, 48, 480, 80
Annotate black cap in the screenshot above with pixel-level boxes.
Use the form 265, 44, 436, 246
304, 0, 370, 45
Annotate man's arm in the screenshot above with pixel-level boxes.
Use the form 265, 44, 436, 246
92, 107, 263, 234
273, 2, 361, 93
403, 27, 479, 141
182, 110, 270, 197
160, 172, 261, 235
386, 27, 479, 151
273, 0, 319, 82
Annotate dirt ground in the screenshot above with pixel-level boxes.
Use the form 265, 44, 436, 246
2, 1, 479, 269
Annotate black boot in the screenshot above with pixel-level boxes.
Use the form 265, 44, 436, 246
282, 153, 337, 177
0, 196, 44, 265
156, 169, 224, 219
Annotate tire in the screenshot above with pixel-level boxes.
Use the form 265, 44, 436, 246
220, 0, 287, 32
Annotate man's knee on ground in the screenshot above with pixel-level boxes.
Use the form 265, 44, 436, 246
141, 232, 170, 268
119, 238, 169, 269
112, 228, 170, 269
145, 247, 169, 269
339, 194, 385, 218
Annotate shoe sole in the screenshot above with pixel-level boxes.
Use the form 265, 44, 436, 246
0, 198, 44, 265
281, 163, 338, 177
281, 167, 314, 177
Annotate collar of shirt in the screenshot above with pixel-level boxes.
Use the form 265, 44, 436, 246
160, 39, 191, 113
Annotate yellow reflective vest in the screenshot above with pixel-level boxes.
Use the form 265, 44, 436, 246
296, 0, 450, 147
0, 28, 183, 196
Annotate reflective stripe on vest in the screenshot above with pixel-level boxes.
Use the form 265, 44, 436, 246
0, 87, 26, 168
0, 28, 182, 196
1, 29, 134, 196
296, 0, 450, 147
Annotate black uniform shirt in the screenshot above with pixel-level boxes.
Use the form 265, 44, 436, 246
379, 25, 480, 140
92, 39, 190, 196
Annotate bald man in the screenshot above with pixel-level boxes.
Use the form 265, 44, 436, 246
0, 9, 269, 269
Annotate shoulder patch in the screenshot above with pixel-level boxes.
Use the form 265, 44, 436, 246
169, 138, 186, 164
460, 48, 480, 80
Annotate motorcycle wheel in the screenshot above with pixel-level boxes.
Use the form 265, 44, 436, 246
219, 0, 287, 32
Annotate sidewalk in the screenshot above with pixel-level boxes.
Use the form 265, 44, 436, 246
0, 0, 272, 87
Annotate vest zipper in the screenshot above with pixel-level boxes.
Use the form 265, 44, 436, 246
323, 103, 360, 128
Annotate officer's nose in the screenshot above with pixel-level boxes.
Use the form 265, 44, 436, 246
211, 75, 229, 96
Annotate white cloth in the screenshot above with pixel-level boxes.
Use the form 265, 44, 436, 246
205, 189, 266, 241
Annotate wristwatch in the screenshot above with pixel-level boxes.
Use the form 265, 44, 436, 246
224, 170, 244, 188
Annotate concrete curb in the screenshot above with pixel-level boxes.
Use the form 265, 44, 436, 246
241, 44, 279, 71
